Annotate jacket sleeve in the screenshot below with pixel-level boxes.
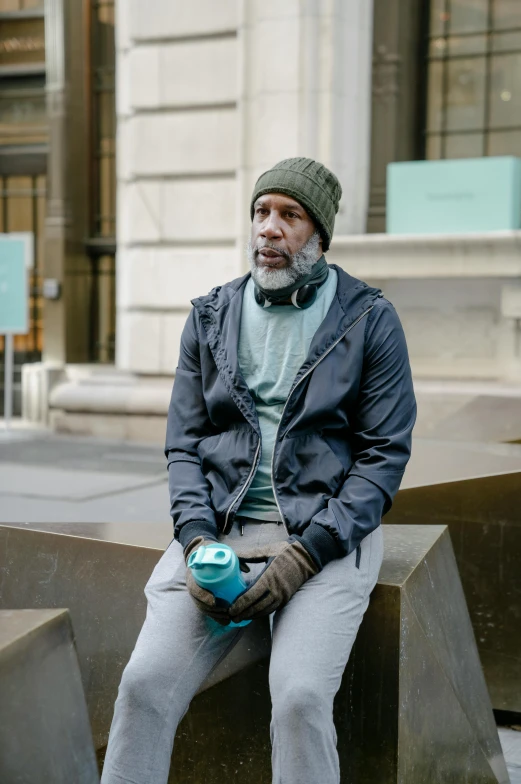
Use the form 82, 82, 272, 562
298, 299, 417, 569
165, 308, 219, 549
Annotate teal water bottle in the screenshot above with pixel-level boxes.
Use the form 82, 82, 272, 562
187, 543, 250, 628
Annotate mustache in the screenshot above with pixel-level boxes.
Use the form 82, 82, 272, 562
252, 241, 291, 263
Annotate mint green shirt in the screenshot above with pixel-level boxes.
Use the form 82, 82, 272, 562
237, 269, 338, 520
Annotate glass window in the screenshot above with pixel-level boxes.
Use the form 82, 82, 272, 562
450, 0, 489, 34
446, 58, 486, 131
449, 34, 487, 56
445, 132, 484, 157
492, 31, 521, 53
489, 53, 521, 128
426, 61, 444, 132
488, 130, 521, 154
426, 135, 443, 159
430, 0, 448, 37
425, 0, 521, 160
0, 17, 45, 67
493, 0, 521, 29
0, 1, 43, 10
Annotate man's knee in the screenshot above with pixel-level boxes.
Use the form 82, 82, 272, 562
116, 656, 164, 716
271, 679, 329, 725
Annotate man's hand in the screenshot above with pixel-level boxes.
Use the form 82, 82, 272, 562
184, 536, 231, 625
229, 540, 318, 623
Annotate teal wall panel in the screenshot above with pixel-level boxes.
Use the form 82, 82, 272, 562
387, 157, 521, 234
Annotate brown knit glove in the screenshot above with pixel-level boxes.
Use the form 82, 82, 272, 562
184, 536, 231, 626
228, 540, 318, 623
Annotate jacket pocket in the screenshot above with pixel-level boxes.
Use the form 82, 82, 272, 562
277, 432, 346, 500
197, 428, 258, 514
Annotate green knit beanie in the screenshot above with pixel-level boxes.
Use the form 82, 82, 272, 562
250, 157, 342, 252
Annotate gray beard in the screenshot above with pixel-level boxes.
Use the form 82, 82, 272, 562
247, 231, 322, 291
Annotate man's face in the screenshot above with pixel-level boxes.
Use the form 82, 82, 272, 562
250, 193, 322, 274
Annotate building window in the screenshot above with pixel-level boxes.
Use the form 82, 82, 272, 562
426, 0, 521, 158
0, 0, 46, 413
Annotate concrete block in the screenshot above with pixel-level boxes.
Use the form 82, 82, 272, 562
49, 410, 168, 445
21, 361, 64, 424
116, 118, 133, 182
173, 525, 510, 783
118, 181, 162, 244
130, 109, 237, 176
115, 0, 132, 51
116, 50, 132, 118
0, 523, 509, 783
247, 20, 299, 94
128, 46, 161, 110
390, 438, 521, 712
117, 311, 162, 372
375, 278, 501, 380
161, 38, 237, 106
413, 381, 521, 442
501, 282, 521, 319
162, 178, 236, 241
118, 247, 240, 309
249, 0, 300, 21
0, 609, 98, 784
129, 0, 238, 41
246, 92, 299, 170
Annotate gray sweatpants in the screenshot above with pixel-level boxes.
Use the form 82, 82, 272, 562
101, 520, 383, 784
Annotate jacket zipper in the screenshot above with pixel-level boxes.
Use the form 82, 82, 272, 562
223, 439, 261, 533
271, 306, 375, 533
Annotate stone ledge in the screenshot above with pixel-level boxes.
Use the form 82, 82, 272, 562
49, 366, 173, 415
329, 230, 521, 278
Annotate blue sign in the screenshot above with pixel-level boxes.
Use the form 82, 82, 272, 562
0, 237, 29, 334
387, 156, 521, 234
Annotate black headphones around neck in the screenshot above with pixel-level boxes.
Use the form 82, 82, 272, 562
254, 282, 321, 310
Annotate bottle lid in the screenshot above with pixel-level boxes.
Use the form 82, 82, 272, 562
187, 544, 236, 587
188, 545, 233, 570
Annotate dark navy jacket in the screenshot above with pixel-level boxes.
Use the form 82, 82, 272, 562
165, 265, 416, 569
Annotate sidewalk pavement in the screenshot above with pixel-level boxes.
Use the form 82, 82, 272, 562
1, 420, 521, 781
0, 421, 170, 525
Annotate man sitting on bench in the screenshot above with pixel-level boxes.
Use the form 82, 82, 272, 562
101, 157, 416, 784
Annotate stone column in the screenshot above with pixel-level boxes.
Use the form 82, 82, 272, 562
236, 0, 374, 257
115, 0, 241, 374
43, 0, 90, 363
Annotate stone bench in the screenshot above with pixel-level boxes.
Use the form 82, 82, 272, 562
391, 437, 521, 712
0, 522, 509, 783
0, 608, 98, 784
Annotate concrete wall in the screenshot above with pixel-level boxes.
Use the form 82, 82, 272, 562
116, 0, 241, 375
115, 0, 374, 375
36, 0, 521, 440
328, 231, 521, 382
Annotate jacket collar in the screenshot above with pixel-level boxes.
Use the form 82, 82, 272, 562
192, 264, 381, 319
296, 265, 382, 376
191, 265, 382, 432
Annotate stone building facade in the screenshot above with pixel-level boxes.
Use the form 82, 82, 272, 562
19, 0, 521, 440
